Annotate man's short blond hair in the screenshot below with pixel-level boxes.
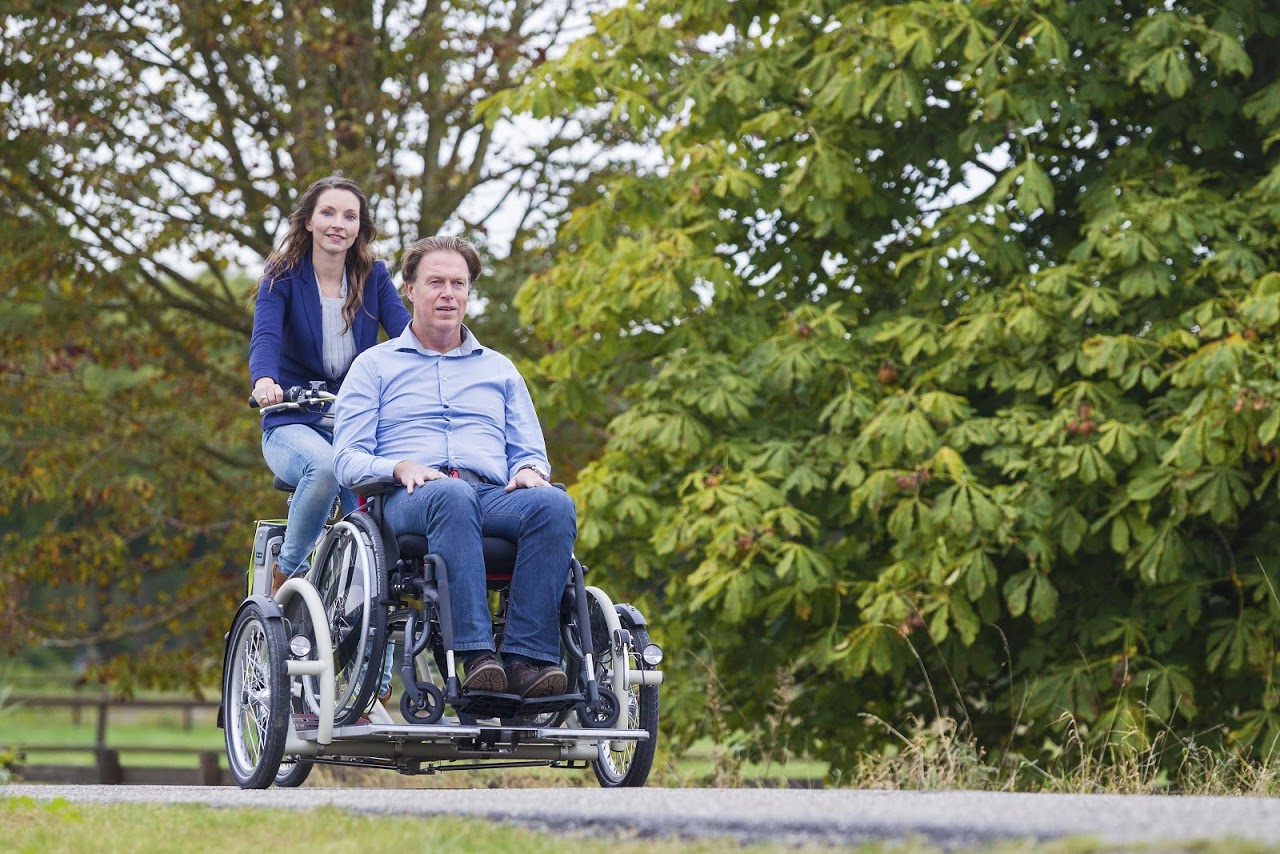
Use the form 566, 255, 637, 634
400, 236, 483, 286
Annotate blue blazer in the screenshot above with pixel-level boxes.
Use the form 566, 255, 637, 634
249, 255, 411, 430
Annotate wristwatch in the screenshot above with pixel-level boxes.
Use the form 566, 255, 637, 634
517, 463, 549, 481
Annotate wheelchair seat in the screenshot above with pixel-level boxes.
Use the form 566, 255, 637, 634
396, 534, 516, 587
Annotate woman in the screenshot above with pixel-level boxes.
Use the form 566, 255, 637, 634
249, 175, 410, 595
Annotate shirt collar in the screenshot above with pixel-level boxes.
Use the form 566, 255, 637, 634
395, 323, 484, 357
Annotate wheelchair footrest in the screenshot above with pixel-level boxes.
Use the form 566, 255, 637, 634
451, 690, 583, 720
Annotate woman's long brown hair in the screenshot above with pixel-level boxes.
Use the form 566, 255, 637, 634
262, 175, 377, 332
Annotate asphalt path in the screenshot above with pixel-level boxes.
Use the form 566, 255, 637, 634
5, 784, 1280, 848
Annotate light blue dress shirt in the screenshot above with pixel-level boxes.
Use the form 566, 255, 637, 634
332, 324, 551, 489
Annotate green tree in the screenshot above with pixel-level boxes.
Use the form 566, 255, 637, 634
1, 0, 595, 349
493, 0, 1280, 772
0, 0, 603, 682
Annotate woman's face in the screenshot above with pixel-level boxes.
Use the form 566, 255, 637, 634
305, 188, 362, 256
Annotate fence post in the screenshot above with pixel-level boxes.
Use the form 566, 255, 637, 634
96, 748, 122, 784
198, 751, 221, 786
93, 698, 109, 752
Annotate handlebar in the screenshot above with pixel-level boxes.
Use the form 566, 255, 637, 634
250, 382, 337, 416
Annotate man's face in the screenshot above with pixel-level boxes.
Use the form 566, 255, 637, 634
407, 250, 471, 343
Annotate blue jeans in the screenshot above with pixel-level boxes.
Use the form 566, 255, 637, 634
383, 478, 577, 664
261, 423, 356, 576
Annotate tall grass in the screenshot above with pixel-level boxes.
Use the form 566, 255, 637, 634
847, 708, 1280, 797
676, 620, 1280, 796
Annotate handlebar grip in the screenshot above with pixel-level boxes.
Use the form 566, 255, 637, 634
249, 384, 332, 412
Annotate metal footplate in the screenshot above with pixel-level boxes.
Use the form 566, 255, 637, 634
284, 722, 648, 767
305, 722, 647, 741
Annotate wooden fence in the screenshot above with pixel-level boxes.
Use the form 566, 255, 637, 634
3, 693, 232, 786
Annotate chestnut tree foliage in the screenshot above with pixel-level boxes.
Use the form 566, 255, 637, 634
0, 0, 602, 687
493, 0, 1280, 768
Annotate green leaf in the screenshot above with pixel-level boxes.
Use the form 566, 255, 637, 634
1206, 619, 1249, 673
1061, 507, 1088, 554
1110, 515, 1130, 554
1016, 158, 1054, 214
1004, 569, 1036, 618
843, 624, 899, 676
1029, 574, 1059, 623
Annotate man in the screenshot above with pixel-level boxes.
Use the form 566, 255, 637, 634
333, 235, 574, 698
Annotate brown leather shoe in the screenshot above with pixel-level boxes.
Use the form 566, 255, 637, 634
377, 684, 392, 710
270, 562, 289, 597
461, 652, 507, 693
506, 660, 567, 698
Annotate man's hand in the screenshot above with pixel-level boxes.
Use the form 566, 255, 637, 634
394, 461, 447, 494
505, 466, 549, 492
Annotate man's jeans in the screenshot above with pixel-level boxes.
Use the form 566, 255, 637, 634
261, 423, 356, 576
383, 478, 577, 664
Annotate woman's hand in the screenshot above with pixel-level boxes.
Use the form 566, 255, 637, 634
253, 377, 284, 407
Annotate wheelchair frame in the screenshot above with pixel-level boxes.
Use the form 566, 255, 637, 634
220, 410, 663, 788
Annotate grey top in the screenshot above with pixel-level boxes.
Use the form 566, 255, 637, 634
318, 270, 355, 428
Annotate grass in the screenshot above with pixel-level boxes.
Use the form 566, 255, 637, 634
0, 699, 222, 769
0, 797, 852, 854
4, 797, 1278, 854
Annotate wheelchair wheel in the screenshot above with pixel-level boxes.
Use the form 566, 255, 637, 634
590, 604, 659, 788
274, 757, 314, 787
223, 600, 289, 789
311, 511, 388, 725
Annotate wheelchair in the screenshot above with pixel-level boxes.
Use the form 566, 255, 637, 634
220, 386, 664, 789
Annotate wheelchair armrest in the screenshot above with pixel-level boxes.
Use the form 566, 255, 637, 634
350, 476, 398, 497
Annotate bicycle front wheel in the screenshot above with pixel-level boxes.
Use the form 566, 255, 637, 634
223, 600, 289, 788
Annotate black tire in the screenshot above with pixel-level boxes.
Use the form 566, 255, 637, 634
311, 512, 388, 725
591, 613, 659, 788
274, 757, 314, 787
223, 600, 290, 789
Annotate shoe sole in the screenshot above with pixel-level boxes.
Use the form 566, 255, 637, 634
519, 670, 568, 698
462, 662, 508, 693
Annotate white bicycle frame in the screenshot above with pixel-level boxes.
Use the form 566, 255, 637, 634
583, 585, 664, 752
273, 578, 336, 749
